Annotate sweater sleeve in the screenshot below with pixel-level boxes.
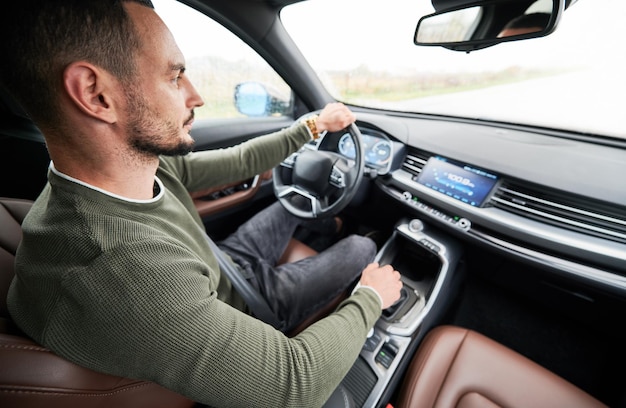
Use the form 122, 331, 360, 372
165, 123, 311, 194
44, 238, 381, 407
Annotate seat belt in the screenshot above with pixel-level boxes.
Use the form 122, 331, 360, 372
204, 234, 284, 330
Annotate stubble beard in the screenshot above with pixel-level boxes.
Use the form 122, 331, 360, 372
124, 88, 196, 160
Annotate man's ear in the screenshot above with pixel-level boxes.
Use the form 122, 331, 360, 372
63, 62, 119, 124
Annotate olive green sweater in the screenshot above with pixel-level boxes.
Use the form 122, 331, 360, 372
8, 124, 381, 407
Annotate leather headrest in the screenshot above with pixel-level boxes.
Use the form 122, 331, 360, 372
0, 198, 31, 255
0, 198, 33, 322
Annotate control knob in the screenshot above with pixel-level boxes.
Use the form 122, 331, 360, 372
457, 218, 471, 230
408, 219, 424, 233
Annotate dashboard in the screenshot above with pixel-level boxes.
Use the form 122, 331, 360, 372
349, 113, 626, 293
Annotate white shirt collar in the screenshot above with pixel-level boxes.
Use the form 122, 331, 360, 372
49, 162, 164, 203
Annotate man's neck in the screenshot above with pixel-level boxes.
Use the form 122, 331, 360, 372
49, 148, 160, 200
51, 163, 164, 201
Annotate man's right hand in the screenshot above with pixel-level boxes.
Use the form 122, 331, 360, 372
358, 263, 402, 309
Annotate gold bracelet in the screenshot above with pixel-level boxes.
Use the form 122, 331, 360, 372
303, 115, 320, 140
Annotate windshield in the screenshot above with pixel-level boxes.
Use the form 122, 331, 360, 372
281, 0, 626, 139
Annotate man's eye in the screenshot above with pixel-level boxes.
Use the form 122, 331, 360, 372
172, 67, 186, 86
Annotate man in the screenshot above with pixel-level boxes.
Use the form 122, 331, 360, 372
0, 0, 402, 406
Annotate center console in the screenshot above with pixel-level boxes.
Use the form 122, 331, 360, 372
337, 218, 464, 407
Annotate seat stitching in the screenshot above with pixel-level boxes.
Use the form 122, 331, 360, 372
0, 343, 49, 352
0, 382, 154, 397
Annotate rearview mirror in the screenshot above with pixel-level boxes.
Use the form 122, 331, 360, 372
415, 0, 563, 52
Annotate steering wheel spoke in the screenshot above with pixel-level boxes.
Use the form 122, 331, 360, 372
275, 184, 326, 217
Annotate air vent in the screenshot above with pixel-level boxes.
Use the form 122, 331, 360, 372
402, 148, 431, 179
491, 181, 626, 244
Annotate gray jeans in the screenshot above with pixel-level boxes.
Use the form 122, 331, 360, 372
218, 201, 376, 333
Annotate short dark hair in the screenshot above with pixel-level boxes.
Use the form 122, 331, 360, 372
0, 0, 154, 128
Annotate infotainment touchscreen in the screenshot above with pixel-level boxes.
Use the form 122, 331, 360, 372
416, 156, 498, 207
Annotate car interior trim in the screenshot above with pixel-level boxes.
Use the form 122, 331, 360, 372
385, 168, 626, 271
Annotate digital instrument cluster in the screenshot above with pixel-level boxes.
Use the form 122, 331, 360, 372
338, 132, 392, 170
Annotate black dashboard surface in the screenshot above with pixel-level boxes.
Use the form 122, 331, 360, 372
357, 112, 626, 206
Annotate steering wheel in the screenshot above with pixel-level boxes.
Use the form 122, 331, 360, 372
273, 114, 365, 220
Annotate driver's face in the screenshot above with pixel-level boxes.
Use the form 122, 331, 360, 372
122, 3, 204, 157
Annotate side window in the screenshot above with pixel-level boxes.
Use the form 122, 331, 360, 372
153, 0, 292, 120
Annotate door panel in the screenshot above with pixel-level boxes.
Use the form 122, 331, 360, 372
189, 117, 294, 235
190, 117, 294, 151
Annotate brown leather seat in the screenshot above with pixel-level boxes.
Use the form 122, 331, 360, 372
395, 325, 607, 408
0, 197, 195, 408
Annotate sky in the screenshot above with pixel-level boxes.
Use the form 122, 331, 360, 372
153, 0, 626, 74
